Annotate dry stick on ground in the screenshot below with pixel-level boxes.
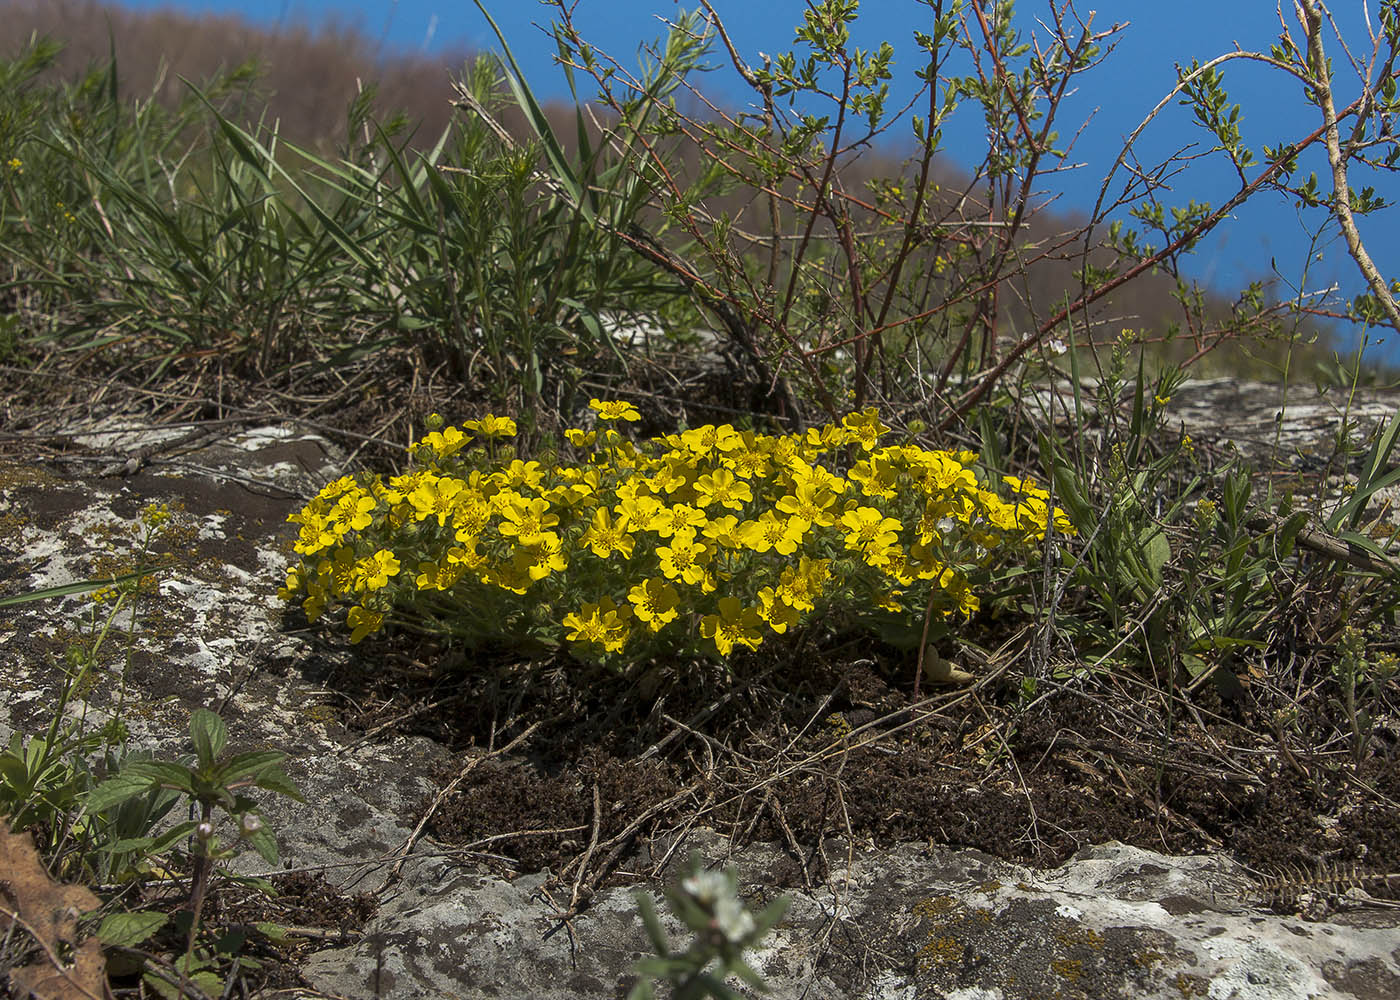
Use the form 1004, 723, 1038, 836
544, 781, 708, 927
375, 720, 542, 893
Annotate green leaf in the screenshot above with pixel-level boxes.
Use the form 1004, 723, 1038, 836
189, 709, 227, 768
243, 825, 280, 867
254, 921, 290, 943
1139, 526, 1171, 587
213, 749, 288, 786
0, 566, 160, 608
122, 761, 196, 793
635, 892, 670, 955
1276, 511, 1310, 560
249, 768, 305, 803
97, 910, 168, 947
85, 773, 160, 815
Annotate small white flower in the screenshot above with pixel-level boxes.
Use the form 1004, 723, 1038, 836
713, 896, 756, 943
681, 869, 728, 906
239, 814, 263, 836
196, 821, 215, 840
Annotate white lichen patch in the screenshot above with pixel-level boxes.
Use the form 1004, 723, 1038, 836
70, 419, 192, 453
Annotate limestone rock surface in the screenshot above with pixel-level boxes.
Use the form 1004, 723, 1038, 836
2, 384, 1398, 999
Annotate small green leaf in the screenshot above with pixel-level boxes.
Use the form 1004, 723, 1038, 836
243, 825, 280, 866
189, 709, 227, 767
254, 921, 291, 943
97, 910, 168, 947
214, 749, 291, 789
85, 773, 160, 815
250, 768, 305, 803
123, 761, 196, 793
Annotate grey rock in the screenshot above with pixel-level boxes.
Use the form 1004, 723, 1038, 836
1, 392, 1398, 1000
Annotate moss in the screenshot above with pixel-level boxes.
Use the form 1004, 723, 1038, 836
1133, 949, 1166, 969
1055, 926, 1104, 951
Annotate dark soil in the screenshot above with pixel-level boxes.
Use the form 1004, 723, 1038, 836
311, 626, 1400, 896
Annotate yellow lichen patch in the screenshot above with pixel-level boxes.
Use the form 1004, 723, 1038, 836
0, 461, 63, 492
1050, 957, 1083, 982
912, 894, 959, 920
1054, 926, 1104, 951
1175, 972, 1210, 996
1133, 949, 1166, 969
916, 934, 962, 970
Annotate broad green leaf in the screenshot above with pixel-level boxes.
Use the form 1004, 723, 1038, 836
122, 761, 196, 793
85, 773, 161, 815
97, 910, 168, 948
243, 825, 280, 866
213, 749, 288, 786
189, 709, 227, 768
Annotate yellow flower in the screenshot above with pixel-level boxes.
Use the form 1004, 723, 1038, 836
519, 536, 567, 580
6, 157, 21, 173
648, 503, 707, 538
469, 414, 517, 437
347, 605, 385, 643
694, 467, 753, 511
657, 529, 710, 586
563, 597, 630, 652
699, 596, 764, 656
331, 491, 377, 532
589, 398, 641, 422
679, 423, 737, 457
774, 481, 838, 528
495, 459, 544, 491
497, 496, 559, 545
415, 559, 466, 591
409, 475, 465, 526
849, 454, 900, 499
581, 507, 635, 559
420, 425, 471, 459
627, 577, 680, 631
756, 587, 798, 634
701, 513, 742, 549
841, 408, 892, 450
736, 510, 804, 555
564, 428, 597, 447
840, 506, 902, 557
353, 549, 401, 591
777, 557, 830, 612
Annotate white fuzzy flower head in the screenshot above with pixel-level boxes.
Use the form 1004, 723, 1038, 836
681, 869, 728, 907
712, 895, 756, 943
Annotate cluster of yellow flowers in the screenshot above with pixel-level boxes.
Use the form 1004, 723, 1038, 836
277, 401, 1071, 662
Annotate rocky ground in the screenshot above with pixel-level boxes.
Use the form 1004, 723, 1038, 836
1, 364, 1398, 999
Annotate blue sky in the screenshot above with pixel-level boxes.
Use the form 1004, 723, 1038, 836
109, 1, 1398, 366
